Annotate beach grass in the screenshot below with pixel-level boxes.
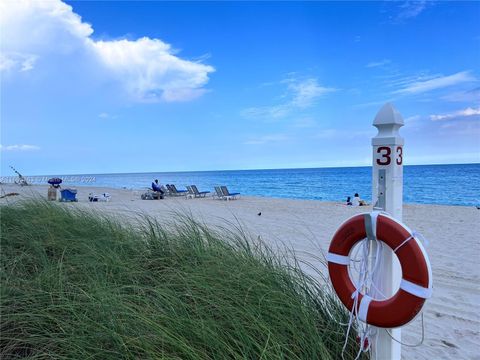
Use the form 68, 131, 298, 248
1, 200, 365, 359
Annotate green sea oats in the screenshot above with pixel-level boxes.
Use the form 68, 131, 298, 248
0, 200, 365, 359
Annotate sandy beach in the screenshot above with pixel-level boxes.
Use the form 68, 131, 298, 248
1, 184, 479, 360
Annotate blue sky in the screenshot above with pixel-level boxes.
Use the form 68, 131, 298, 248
1, 0, 479, 175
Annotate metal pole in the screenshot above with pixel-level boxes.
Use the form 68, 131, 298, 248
371, 103, 404, 359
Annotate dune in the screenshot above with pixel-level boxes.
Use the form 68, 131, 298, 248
1, 184, 479, 359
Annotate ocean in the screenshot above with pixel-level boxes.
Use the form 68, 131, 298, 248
10, 163, 480, 207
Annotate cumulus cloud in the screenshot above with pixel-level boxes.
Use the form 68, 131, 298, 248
90, 38, 213, 102
430, 107, 480, 121
0, 0, 214, 102
0, 144, 40, 151
0, 53, 38, 72
242, 77, 336, 119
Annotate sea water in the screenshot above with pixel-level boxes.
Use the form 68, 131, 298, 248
25, 163, 480, 206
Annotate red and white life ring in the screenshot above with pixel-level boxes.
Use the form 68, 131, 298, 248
327, 212, 432, 328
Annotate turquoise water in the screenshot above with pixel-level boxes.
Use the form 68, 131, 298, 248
28, 164, 480, 206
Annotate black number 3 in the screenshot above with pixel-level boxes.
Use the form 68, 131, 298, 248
396, 146, 403, 165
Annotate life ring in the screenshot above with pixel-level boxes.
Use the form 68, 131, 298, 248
326, 212, 432, 328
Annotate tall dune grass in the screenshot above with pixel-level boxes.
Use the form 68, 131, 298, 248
1, 200, 364, 359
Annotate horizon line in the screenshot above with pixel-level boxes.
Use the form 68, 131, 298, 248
5, 161, 479, 178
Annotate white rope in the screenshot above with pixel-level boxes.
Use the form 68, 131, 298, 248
341, 235, 381, 360
386, 312, 426, 347
386, 228, 430, 349
338, 217, 430, 359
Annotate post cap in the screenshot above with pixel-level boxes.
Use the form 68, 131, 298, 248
373, 103, 404, 127
372, 103, 404, 145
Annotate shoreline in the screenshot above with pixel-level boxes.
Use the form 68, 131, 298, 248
2, 163, 479, 207
1, 183, 476, 208
1, 183, 479, 359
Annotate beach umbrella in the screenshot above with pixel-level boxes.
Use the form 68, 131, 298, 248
48, 177, 63, 185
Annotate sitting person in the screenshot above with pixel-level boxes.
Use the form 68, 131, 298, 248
346, 196, 352, 206
352, 193, 367, 206
151, 179, 164, 195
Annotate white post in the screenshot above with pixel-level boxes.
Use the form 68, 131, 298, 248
371, 103, 404, 359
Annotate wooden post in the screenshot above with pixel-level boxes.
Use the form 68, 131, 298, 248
371, 103, 404, 359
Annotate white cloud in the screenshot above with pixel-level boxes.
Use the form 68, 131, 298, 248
397, 1, 429, 20
404, 115, 422, 123
366, 59, 391, 68
0, 53, 38, 72
244, 134, 289, 145
243, 77, 336, 119
388, 1, 433, 23
90, 38, 214, 102
0, 0, 93, 50
430, 107, 480, 121
437, 119, 480, 139
0, 144, 40, 151
285, 78, 336, 108
393, 71, 476, 95
442, 87, 480, 103
0, 0, 214, 102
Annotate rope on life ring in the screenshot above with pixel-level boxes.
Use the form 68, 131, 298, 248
327, 211, 432, 329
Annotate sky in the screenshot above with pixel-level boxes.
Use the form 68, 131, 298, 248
1, 0, 479, 175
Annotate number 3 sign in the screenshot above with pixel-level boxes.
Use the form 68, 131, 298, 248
376, 146, 403, 166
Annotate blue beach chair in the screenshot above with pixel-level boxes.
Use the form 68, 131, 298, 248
191, 185, 210, 198
221, 186, 240, 200
167, 184, 187, 196
214, 186, 225, 200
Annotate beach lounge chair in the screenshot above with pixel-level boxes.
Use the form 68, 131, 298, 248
186, 186, 195, 199
167, 184, 187, 196
165, 184, 176, 195
191, 185, 210, 198
221, 186, 240, 200
160, 185, 169, 195
172, 184, 187, 194
214, 186, 226, 200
